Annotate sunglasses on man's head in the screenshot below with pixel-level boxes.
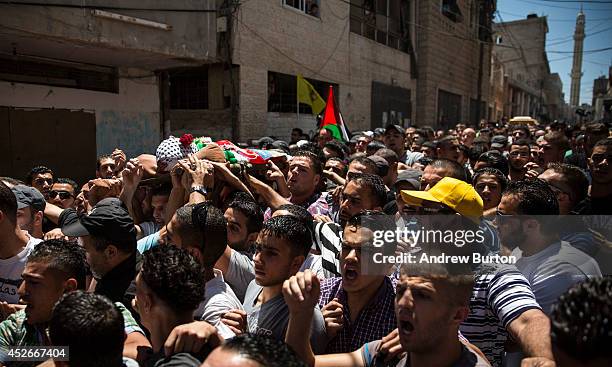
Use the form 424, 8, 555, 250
49, 190, 73, 200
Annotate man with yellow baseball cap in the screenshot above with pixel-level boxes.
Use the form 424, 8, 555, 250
400, 177, 483, 223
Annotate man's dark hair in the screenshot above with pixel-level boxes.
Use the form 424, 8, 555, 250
415, 156, 434, 167
347, 173, 388, 208
228, 197, 264, 234
551, 277, 612, 362
543, 131, 570, 152
174, 204, 203, 247
504, 179, 559, 215
276, 204, 315, 235
585, 122, 608, 135
0, 181, 17, 225
56, 178, 80, 196
593, 137, 612, 150
427, 159, 468, 182
473, 167, 508, 193
221, 334, 307, 367
261, 215, 311, 258
511, 126, 531, 139
192, 202, 228, 269
28, 239, 88, 290
545, 163, 589, 206
476, 151, 509, 176
435, 135, 458, 148
468, 144, 486, 161
151, 183, 172, 198
366, 141, 386, 154
292, 128, 303, 135
141, 245, 205, 313
49, 291, 125, 367
326, 157, 347, 169
348, 156, 377, 175
323, 140, 347, 160
511, 138, 531, 149
96, 154, 113, 171
292, 150, 323, 175
25, 166, 53, 186
422, 141, 437, 150
373, 148, 399, 165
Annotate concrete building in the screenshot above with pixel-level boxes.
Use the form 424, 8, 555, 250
228, 0, 418, 141
592, 66, 612, 124
0, 0, 217, 183
544, 73, 567, 121
492, 13, 565, 122
414, 0, 496, 129
1, 0, 500, 183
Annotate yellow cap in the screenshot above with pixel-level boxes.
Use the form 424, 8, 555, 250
401, 177, 483, 223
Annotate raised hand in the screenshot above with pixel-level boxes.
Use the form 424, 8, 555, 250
282, 269, 321, 315
321, 297, 344, 339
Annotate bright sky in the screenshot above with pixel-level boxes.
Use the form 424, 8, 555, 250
496, 0, 612, 105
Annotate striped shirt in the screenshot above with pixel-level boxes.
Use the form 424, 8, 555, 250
319, 276, 397, 354
313, 221, 343, 278
459, 264, 541, 367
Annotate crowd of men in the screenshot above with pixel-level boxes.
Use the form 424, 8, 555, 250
0, 119, 611, 367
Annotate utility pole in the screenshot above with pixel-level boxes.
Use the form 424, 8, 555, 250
476, 0, 493, 124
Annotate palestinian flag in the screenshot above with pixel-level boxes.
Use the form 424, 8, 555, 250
320, 85, 350, 142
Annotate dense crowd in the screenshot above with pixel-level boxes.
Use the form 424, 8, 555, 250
0, 119, 611, 367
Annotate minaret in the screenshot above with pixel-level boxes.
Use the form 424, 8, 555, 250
570, 7, 585, 108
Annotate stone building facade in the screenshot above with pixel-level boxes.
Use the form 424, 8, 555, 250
415, 0, 495, 129
492, 14, 565, 122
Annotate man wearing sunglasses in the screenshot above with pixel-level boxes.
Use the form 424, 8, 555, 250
574, 138, 612, 215
401, 178, 555, 367
48, 178, 78, 209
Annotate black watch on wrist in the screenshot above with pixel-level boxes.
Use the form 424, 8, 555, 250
190, 186, 208, 196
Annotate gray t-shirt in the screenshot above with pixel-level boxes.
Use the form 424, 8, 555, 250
243, 280, 327, 353
225, 250, 255, 302
361, 339, 491, 367
512, 241, 602, 315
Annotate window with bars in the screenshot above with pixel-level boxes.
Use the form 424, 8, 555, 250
283, 0, 320, 18
169, 68, 208, 110
349, 0, 411, 53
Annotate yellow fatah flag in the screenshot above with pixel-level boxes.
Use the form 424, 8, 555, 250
297, 74, 326, 115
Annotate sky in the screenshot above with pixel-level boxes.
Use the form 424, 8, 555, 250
496, 0, 612, 105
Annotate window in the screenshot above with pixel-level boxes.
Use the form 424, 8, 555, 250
441, 0, 463, 23
283, 0, 320, 18
349, 0, 411, 53
0, 55, 118, 93
169, 68, 208, 109
437, 90, 462, 129
268, 71, 337, 114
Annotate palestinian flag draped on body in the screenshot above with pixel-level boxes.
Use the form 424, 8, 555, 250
297, 75, 326, 115
216, 140, 286, 164
320, 85, 350, 142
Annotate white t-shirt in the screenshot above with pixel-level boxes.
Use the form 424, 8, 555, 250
194, 269, 244, 340
299, 253, 326, 279
512, 241, 602, 315
0, 232, 42, 304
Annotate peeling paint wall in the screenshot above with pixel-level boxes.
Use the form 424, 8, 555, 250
0, 70, 160, 158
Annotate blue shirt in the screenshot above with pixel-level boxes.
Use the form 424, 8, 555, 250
137, 231, 160, 254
